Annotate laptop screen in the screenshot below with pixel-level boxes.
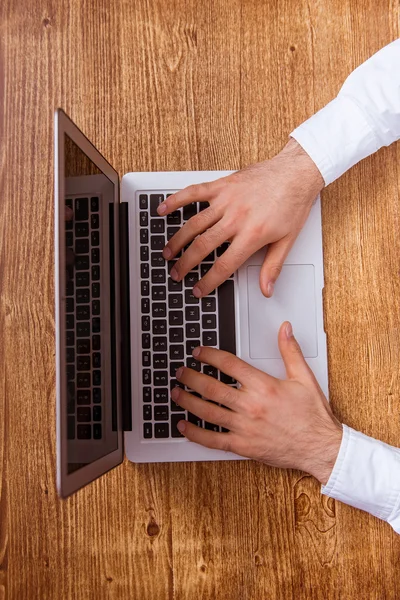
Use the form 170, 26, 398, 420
63, 133, 119, 475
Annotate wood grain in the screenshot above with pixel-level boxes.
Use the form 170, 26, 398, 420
0, 0, 399, 598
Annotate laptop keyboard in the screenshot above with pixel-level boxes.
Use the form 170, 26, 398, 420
65, 196, 103, 441
139, 192, 237, 440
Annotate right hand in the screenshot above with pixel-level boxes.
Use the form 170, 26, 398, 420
158, 138, 324, 298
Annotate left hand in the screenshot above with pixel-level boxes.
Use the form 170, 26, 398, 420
172, 322, 342, 485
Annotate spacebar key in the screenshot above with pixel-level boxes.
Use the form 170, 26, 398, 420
217, 280, 236, 354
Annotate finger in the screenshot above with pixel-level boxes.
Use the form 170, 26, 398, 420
277, 321, 316, 383
65, 206, 73, 221
259, 236, 295, 297
190, 346, 260, 387
163, 205, 220, 260
171, 387, 238, 430
176, 419, 237, 453
157, 182, 215, 215
170, 222, 230, 282
192, 235, 253, 298
176, 366, 241, 409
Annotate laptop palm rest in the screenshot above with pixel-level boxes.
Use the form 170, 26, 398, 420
247, 264, 318, 359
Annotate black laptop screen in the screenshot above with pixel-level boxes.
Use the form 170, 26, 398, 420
63, 134, 118, 474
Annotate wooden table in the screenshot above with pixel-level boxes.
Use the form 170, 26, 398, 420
1, 1, 399, 598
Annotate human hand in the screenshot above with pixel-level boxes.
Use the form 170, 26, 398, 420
158, 139, 324, 298
172, 322, 342, 485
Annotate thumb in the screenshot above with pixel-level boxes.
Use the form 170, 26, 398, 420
278, 321, 314, 381
259, 237, 294, 297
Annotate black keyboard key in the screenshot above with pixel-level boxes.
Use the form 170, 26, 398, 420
154, 388, 169, 403
185, 272, 199, 287
76, 289, 90, 303
186, 340, 200, 355
151, 269, 166, 284
142, 315, 150, 331
67, 382, 75, 414
75, 256, 89, 270
92, 300, 100, 315
77, 373, 90, 388
167, 211, 181, 225
170, 362, 184, 377
90, 197, 99, 211
76, 272, 89, 287
77, 339, 90, 354
77, 424, 91, 439
186, 357, 201, 372
152, 286, 166, 301
66, 280, 74, 296
143, 423, 152, 439
92, 318, 101, 333
153, 303, 167, 318
201, 264, 212, 277
66, 348, 74, 365
92, 335, 100, 351
91, 231, 99, 246
218, 279, 236, 354
66, 297, 74, 313
67, 416, 75, 440
92, 282, 101, 298
154, 405, 169, 421
169, 311, 183, 326
170, 379, 184, 392
75, 222, 89, 237
143, 405, 152, 421
217, 242, 230, 257
92, 265, 100, 281
66, 314, 74, 329
66, 232, 73, 247
169, 294, 183, 309
185, 306, 199, 321
140, 229, 149, 244
142, 369, 151, 385
77, 356, 90, 371
93, 388, 101, 403
66, 331, 75, 346
186, 323, 200, 338
150, 194, 164, 216
142, 333, 151, 349
170, 345, 184, 360
151, 252, 165, 267
91, 214, 99, 229
152, 320, 167, 335
202, 297, 216, 312
154, 371, 168, 386
141, 263, 149, 279
76, 305, 90, 320
168, 278, 182, 291
183, 203, 197, 220
67, 364, 75, 381
167, 226, 180, 240
152, 336, 167, 351
169, 328, 184, 343
143, 387, 151, 402
220, 373, 236, 385
75, 197, 89, 221
153, 354, 167, 369
93, 424, 102, 439
93, 352, 101, 368
202, 331, 217, 346
203, 250, 215, 262
75, 239, 89, 254
199, 202, 209, 211
77, 407, 91, 422
202, 314, 216, 329
139, 194, 148, 210
140, 212, 148, 227
188, 412, 202, 428
185, 289, 199, 304
77, 390, 91, 405
141, 298, 150, 314
141, 280, 150, 296
155, 423, 169, 438
205, 422, 219, 432
140, 246, 149, 261
171, 414, 186, 437
151, 236, 165, 251
203, 365, 218, 378
92, 249, 101, 266
150, 219, 165, 234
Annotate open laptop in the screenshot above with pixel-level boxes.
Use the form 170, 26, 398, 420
55, 109, 328, 497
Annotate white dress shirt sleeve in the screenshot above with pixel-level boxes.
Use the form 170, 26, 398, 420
290, 38, 400, 185
321, 426, 400, 533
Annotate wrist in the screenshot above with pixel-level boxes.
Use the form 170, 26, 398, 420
281, 137, 325, 197
305, 423, 343, 485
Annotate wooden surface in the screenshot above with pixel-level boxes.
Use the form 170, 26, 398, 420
1, 0, 400, 598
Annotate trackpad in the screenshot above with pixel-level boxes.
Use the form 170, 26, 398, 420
247, 265, 318, 359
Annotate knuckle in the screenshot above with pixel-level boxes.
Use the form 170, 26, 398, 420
213, 257, 231, 277
220, 355, 237, 374
247, 401, 266, 420
204, 381, 219, 400
269, 263, 283, 279
192, 235, 209, 255
219, 435, 233, 453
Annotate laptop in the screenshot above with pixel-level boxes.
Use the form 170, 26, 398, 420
55, 109, 328, 498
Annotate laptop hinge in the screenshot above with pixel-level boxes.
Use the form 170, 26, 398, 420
119, 201, 132, 431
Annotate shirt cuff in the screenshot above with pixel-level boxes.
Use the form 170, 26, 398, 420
321, 425, 400, 533
290, 95, 380, 186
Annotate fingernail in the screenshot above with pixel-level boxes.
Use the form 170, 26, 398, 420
158, 203, 167, 214
176, 367, 183, 378
170, 268, 178, 280
171, 386, 180, 400
192, 346, 201, 357
286, 322, 293, 338
192, 286, 201, 298
163, 247, 171, 259
267, 282, 274, 296
177, 420, 186, 433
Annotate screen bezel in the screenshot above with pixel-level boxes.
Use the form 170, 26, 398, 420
54, 108, 123, 498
